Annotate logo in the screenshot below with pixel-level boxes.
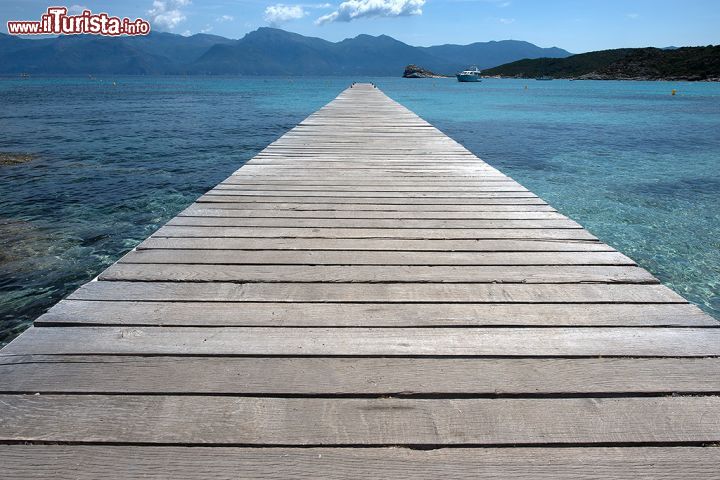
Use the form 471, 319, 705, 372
7, 7, 151, 36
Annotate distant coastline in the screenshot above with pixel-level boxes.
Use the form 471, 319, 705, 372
3, 27, 717, 81
482, 74, 720, 82
483, 46, 720, 82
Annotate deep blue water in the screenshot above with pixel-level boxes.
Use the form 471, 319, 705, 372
0, 76, 718, 344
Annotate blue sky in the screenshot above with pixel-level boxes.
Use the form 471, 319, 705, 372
1, 0, 718, 51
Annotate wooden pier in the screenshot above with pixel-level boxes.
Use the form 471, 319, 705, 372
1, 83, 719, 478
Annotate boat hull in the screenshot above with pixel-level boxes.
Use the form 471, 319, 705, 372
456, 74, 481, 82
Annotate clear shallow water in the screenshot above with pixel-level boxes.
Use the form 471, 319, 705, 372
0, 76, 718, 344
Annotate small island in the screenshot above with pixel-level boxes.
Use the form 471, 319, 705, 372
403, 64, 448, 78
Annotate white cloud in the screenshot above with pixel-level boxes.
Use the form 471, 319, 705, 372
200, 24, 213, 33
148, 0, 191, 30
68, 5, 88, 14
316, 0, 424, 24
217, 14, 234, 22
498, 17, 515, 24
264, 4, 307, 25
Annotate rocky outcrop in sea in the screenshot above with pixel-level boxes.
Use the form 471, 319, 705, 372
403, 65, 447, 78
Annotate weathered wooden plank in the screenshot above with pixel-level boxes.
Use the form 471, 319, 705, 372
190, 202, 558, 211
232, 170, 502, 175
267, 137, 461, 140
261, 139, 466, 143
263, 134, 459, 138
222, 179, 521, 185
264, 142, 470, 145
181, 207, 565, 220
252, 145, 474, 150
118, 250, 634, 266
243, 164, 502, 169
153, 226, 597, 240
100, 264, 654, 284
68, 281, 687, 303
1, 395, 718, 444
248, 153, 481, 157
230, 166, 500, 171
35, 300, 717, 327
215, 184, 530, 192
3, 355, 720, 394
245, 152, 484, 156
246, 161, 491, 165
253, 149, 477, 152
166, 217, 582, 229
204, 190, 539, 199
137, 237, 611, 252
225, 171, 511, 176
264, 150, 472, 153
286, 142, 459, 145
264, 138, 463, 140
241, 166, 503, 172
232, 167, 505, 173
2, 446, 719, 480
199, 195, 550, 205
258, 140, 468, 144
257, 149, 473, 153
248, 148, 478, 152
5, 326, 719, 356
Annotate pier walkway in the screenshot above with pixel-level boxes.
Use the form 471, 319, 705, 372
1, 83, 719, 478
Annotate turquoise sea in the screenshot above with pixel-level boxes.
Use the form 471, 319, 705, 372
1, 76, 719, 344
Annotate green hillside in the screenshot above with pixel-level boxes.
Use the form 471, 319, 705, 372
484, 46, 720, 80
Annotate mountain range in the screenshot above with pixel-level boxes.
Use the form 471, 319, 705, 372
0, 27, 571, 75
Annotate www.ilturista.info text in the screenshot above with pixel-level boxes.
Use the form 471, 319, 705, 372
7, 7, 151, 36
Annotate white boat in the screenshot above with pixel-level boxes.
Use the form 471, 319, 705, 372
456, 67, 482, 82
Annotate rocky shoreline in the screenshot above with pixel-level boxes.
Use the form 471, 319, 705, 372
575, 73, 720, 81
494, 74, 720, 81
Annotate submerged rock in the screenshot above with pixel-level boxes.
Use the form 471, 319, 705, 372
403, 65, 447, 78
0, 152, 35, 166
0, 218, 53, 266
